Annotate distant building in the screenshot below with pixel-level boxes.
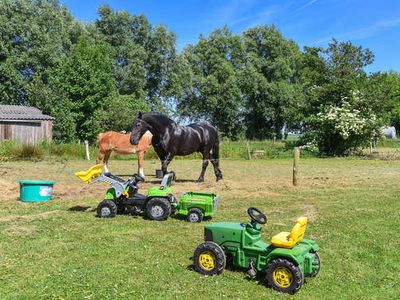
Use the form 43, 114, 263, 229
0, 105, 54, 144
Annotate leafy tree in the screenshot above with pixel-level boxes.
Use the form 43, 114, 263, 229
300, 40, 376, 155
95, 5, 177, 110
94, 94, 151, 133
177, 27, 246, 139
241, 25, 302, 139
361, 71, 400, 131
58, 35, 117, 141
0, 0, 80, 105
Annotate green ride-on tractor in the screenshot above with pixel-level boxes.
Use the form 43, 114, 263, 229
193, 207, 320, 294
75, 164, 219, 222
75, 164, 178, 220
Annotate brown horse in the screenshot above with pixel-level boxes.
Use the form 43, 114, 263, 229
96, 130, 152, 177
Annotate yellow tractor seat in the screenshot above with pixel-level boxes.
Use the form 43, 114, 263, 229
75, 164, 103, 182
271, 217, 308, 249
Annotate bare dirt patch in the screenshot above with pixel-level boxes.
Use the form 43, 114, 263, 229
0, 178, 19, 201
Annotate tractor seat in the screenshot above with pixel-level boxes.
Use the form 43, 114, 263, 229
271, 217, 308, 249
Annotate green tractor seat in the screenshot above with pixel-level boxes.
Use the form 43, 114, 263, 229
271, 217, 308, 249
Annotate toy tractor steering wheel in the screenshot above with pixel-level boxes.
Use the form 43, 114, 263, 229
247, 207, 267, 225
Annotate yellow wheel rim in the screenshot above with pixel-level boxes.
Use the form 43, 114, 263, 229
199, 251, 216, 271
273, 266, 293, 288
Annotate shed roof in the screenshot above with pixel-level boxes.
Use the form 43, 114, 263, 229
0, 105, 54, 121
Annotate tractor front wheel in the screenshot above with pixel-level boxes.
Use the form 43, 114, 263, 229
266, 258, 304, 294
97, 200, 118, 218
146, 197, 172, 221
193, 241, 226, 275
187, 208, 203, 223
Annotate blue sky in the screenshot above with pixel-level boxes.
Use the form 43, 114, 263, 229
62, 0, 400, 73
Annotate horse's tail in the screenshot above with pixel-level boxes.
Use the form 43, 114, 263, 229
212, 138, 220, 162
211, 136, 223, 181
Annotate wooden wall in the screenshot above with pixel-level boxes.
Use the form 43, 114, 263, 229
0, 120, 53, 144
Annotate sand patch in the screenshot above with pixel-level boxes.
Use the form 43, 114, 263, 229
0, 178, 19, 201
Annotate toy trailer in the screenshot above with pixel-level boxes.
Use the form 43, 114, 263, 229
178, 192, 218, 222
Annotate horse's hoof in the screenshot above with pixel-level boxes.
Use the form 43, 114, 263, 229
197, 178, 204, 183
216, 176, 223, 182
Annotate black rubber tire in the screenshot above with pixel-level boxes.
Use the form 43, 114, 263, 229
266, 258, 304, 294
193, 241, 226, 275
309, 252, 321, 277
146, 197, 172, 221
187, 208, 203, 223
97, 200, 117, 218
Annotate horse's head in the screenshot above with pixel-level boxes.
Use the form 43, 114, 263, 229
130, 112, 152, 145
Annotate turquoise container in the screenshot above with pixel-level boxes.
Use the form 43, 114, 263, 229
18, 180, 55, 202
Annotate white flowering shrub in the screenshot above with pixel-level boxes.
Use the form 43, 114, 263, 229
304, 93, 379, 156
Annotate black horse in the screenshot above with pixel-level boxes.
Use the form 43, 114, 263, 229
130, 112, 223, 182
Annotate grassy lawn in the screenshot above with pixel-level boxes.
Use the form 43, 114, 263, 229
0, 158, 399, 299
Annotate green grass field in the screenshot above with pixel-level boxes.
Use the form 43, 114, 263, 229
0, 158, 399, 299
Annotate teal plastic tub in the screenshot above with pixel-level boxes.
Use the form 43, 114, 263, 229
18, 180, 55, 202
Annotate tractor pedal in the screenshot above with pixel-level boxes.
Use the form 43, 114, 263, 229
246, 260, 257, 278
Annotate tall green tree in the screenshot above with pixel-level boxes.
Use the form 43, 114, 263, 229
95, 5, 177, 110
361, 71, 400, 131
59, 36, 117, 141
300, 40, 377, 155
0, 0, 80, 106
177, 27, 246, 139
241, 25, 302, 139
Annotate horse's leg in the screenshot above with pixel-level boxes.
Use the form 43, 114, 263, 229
211, 143, 223, 181
103, 150, 111, 173
161, 153, 173, 175
96, 151, 104, 165
137, 151, 145, 178
197, 152, 210, 182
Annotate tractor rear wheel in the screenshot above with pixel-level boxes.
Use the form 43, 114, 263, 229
193, 241, 226, 275
97, 200, 117, 218
146, 197, 172, 221
266, 258, 304, 294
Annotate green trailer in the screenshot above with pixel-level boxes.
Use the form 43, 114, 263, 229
177, 192, 218, 222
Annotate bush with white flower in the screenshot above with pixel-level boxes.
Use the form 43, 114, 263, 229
304, 92, 379, 156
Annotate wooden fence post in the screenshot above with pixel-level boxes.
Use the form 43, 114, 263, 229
293, 147, 300, 186
246, 141, 252, 160
84, 140, 90, 161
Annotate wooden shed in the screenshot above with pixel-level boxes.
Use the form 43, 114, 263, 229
0, 105, 54, 144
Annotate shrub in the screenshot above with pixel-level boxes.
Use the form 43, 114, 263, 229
13, 144, 44, 160
304, 100, 379, 156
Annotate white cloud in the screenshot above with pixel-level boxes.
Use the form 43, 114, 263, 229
296, 0, 319, 12
313, 17, 400, 45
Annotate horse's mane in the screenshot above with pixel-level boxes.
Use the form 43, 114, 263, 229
142, 112, 176, 127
